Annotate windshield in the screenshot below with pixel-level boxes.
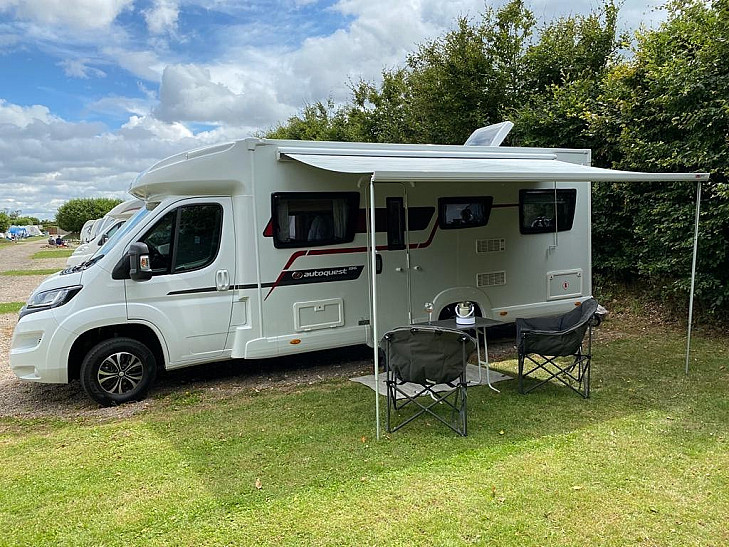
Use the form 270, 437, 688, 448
95, 205, 156, 258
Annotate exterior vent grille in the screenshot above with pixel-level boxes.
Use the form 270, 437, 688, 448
477, 271, 506, 288
476, 238, 505, 253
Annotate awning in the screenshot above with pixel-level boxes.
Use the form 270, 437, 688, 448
278, 144, 710, 440
280, 150, 710, 183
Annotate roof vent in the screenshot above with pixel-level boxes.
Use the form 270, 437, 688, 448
464, 121, 514, 147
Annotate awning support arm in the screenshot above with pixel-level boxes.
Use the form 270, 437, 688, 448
369, 174, 381, 439
685, 181, 702, 375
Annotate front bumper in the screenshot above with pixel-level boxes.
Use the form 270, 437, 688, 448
10, 310, 68, 384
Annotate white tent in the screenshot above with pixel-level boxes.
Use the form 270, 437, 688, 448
286, 150, 709, 438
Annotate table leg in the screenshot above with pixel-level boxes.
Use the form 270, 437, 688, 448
479, 327, 500, 393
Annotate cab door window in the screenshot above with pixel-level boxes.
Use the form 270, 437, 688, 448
139, 204, 223, 275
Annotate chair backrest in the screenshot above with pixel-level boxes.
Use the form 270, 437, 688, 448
518, 298, 598, 356
556, 298, 598, 331
382, 326, 475, 385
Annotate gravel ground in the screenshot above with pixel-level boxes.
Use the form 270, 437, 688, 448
0, 239, 516, 419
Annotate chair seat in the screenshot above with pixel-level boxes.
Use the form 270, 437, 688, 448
381, 326, 476, 436
516, 299, 598, 398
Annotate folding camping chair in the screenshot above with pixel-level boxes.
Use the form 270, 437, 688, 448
516, 298, 599, 398
381, 326, 476, 436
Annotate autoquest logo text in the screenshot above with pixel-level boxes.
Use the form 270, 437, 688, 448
282, 266, 363, 286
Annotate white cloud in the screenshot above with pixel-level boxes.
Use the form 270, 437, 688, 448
153, 64, 285, 126
119, 115, 192, 140
101, 47, 165, 81
0, 101, 203, 219
59, 58, 107, 79
143, 0, 179, 35
0, 0, 133, 29
0, 99, 55, 127
149, 1, 485, 129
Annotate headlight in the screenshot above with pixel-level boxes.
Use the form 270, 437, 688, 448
19, 285, 83, 318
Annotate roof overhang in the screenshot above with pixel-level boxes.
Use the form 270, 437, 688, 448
279, 149, 710, 183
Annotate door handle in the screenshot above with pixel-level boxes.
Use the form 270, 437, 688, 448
412, 265, 422, 271
216, 269, 230, 291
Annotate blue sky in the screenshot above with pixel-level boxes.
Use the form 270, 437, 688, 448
0, 0, 665, 220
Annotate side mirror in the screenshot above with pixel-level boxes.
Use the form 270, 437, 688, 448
129, 242, 152, 281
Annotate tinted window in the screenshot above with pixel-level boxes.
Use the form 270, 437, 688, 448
438, 197, 493, 229
139, 204, 222, 274
519, 189, 577, 234
174, 205, 222, 272
272, 192, 359, 248
141, 211, 175, 273
386, 197, 405, 250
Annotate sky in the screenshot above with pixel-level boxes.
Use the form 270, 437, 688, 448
0, 0, 667, 221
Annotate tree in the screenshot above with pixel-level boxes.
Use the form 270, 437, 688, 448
592, 0, 729, 318
0, 211, 10, 233
56, 198, 123, 234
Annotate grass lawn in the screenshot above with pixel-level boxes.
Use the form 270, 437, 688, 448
1, 310, 727, 546
0, 302, 23, 314
1, 269, 60, 276
31, 249, 74, 259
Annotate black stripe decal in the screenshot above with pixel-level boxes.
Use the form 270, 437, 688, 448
168, 287, 217, 295
167, 267, 363, 296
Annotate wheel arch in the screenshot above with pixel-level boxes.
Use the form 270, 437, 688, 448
68, 323, 167, 381
432, 286, 492, 320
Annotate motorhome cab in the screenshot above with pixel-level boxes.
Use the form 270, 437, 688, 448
10, 129, 706, 405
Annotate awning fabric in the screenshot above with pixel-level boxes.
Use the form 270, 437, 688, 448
281, 152, 709, 183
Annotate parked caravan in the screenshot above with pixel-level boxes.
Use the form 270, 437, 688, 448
10, 130, 708, 405
66, 199, 143, 267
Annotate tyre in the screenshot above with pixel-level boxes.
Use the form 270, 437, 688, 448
80, 337, 157, 406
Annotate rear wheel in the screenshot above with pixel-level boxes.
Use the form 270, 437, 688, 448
80, 337, 157, 406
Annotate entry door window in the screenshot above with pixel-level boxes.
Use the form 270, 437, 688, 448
386, 197, 406, 250
139, 204, 223, 275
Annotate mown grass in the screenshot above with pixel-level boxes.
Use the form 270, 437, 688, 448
0, 302, 23, 314
0, 311, 727, 546
31, 249, 73, 259
1, 269, 60, 276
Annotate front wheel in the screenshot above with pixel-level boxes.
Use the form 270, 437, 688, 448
80, 338, 157, 406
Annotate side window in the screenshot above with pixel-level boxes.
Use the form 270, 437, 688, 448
272, 192, 359, 248
174, 205, 222, 272
438, 196, 493, 229
139, 204, 223, 275
519, 189, 577, 234
140, 211, 175, 273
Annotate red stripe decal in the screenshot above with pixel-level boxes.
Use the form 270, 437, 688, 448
265, 224, 439, 300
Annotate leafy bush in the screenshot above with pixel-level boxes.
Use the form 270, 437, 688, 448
55, 198, 122, 234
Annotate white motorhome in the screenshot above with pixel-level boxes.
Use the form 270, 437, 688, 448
10, 132, 707, 405
79, 219, 97, 244
66, 199, 143, 267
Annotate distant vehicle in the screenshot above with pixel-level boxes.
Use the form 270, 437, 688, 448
10, 126, 708, 406
79, 219, 97, 244
66, 200, 142, 267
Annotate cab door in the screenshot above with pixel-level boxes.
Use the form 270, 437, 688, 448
125, 197, 235, 366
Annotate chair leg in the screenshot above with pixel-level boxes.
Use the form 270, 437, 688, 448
518, 354, 525, 394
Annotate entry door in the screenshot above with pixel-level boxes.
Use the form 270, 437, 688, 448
125, 197, 236, 366
372, 185, 412, 336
